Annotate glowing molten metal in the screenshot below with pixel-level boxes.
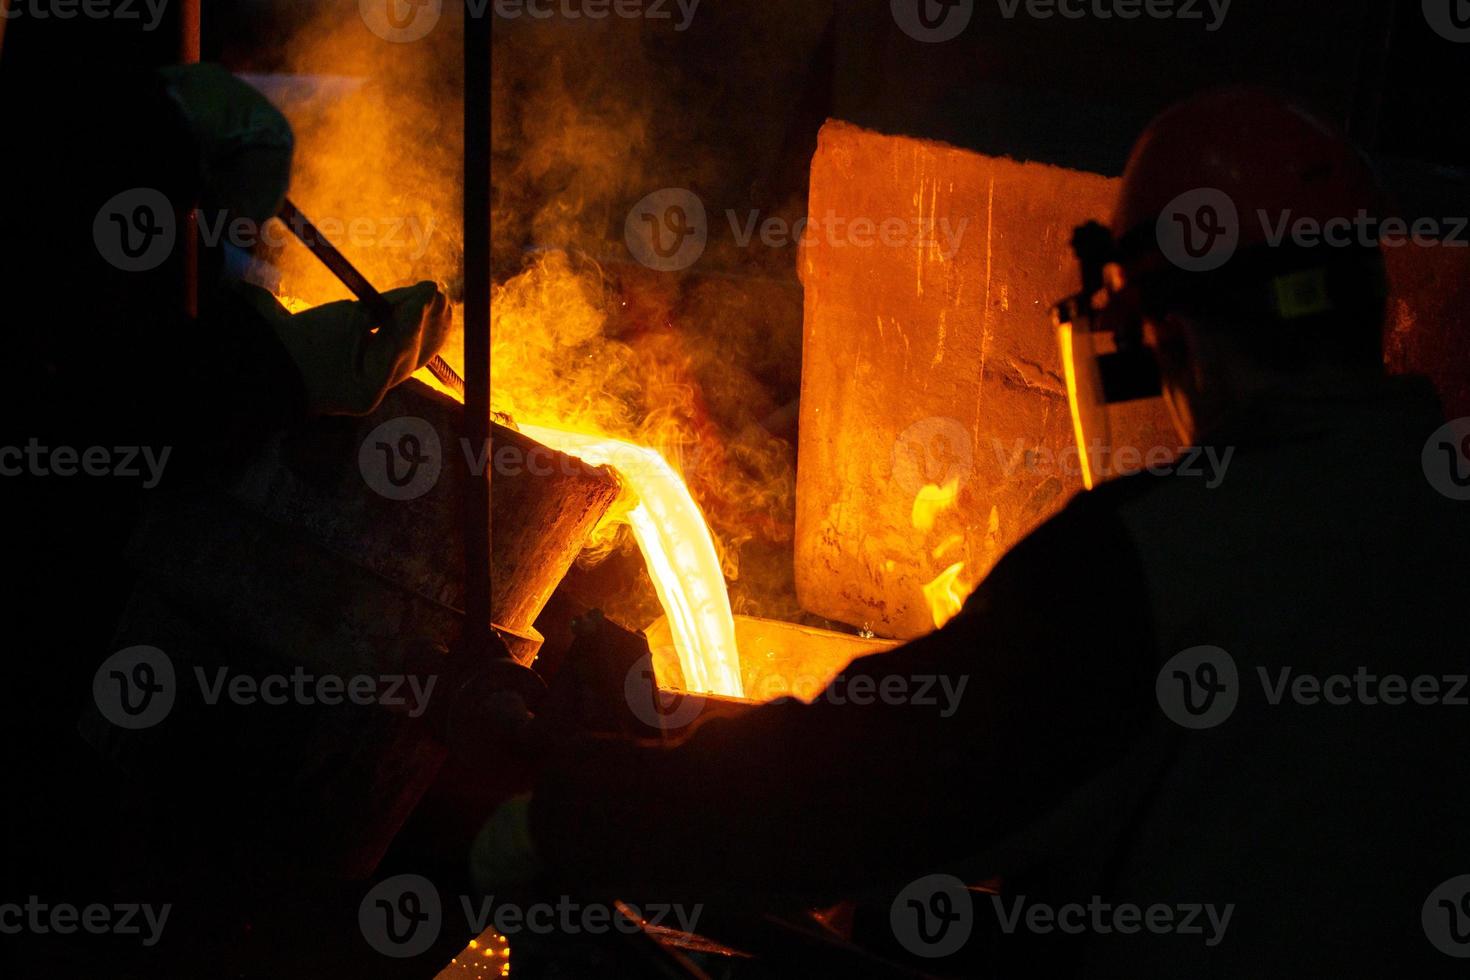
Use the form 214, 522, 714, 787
515, 424, 745, 698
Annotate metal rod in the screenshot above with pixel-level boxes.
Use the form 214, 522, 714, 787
177, 0, 199, 63
277, 198, 465, 397
1345, 0, 1395, 152
610, 901, 713, 979
463, 1, 495, 654
179, 0, 199, 318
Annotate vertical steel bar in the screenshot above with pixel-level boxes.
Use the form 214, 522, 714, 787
178, 0, 200, 62
463, 1, 495, 654
1345, 0, 1395, 152
179, 0, 200, 317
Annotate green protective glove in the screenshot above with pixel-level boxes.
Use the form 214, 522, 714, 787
157, 63, 294, 225
470, 794, 544, 894
268, 281, 453, 416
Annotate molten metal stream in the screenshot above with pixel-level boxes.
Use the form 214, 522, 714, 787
515, 424, 745, 698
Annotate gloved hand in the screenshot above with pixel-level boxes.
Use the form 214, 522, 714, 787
470, 794, 544, 894
268, 281, 453, 416
157, 63, 294, 225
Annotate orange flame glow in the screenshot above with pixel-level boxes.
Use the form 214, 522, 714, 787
921, 561, 969, 629
911, 479, 975, 628
910, 478, 960, 534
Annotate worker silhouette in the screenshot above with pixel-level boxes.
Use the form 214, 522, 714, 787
472, 89, 1470, 978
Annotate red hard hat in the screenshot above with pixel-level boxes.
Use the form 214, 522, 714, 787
1113, 86, 1386, 252
1053, 89, 1389, 489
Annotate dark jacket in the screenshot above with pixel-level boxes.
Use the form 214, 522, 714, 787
530, 376, 1470, 977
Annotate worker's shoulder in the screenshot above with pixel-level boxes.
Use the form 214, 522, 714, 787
1006, 462, 1216, 570
1053, 461, 1200, 525
997, 466, 1170, 568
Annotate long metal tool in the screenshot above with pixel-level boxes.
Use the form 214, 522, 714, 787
277, 198, 465, 397
464, 4, 495, 658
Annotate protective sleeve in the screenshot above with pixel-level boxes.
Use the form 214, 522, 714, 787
529, 487, 1161, 904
